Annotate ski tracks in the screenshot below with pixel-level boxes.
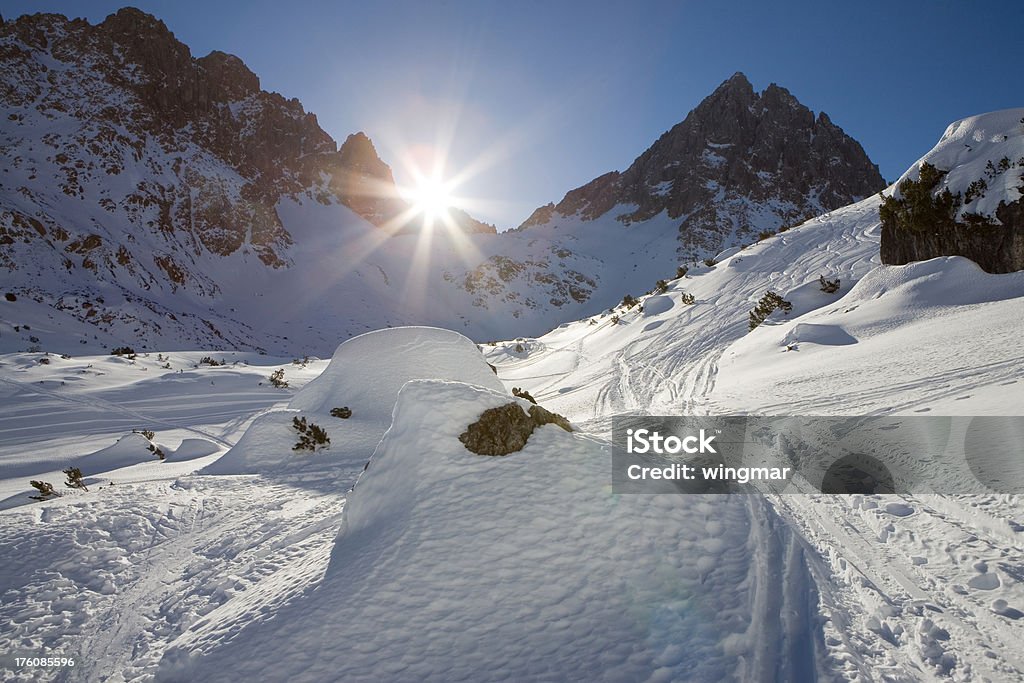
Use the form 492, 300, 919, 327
0, 476, 347, 683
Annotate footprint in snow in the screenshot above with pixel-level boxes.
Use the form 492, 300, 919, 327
968, 572, 1000, 591
992, 599, 1024, 619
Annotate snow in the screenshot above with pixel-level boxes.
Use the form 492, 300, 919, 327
891, 108, 1024, 219
289, 326, 503, 418
157, 380, 821, 682
205, 327, 502, 476
2, 101, 1024, 682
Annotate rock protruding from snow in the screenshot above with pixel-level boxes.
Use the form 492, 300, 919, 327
459, 402, 537, 455
458, 400, 572, 455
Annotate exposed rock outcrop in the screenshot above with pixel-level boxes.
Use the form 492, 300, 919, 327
460, 401, 573, 456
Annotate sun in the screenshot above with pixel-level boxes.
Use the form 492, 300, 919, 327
409, 175, 454, 222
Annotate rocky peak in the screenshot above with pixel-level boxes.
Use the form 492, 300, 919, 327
197, 51, 261, 101
517, 72, 885, 259
337, 133, 394, 182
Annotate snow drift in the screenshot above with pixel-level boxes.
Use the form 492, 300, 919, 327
161, 380, 821, 682
203, 327, 504, 475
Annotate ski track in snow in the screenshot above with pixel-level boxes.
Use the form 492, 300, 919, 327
0, 476, 349, 683
485, 184, 1024, 679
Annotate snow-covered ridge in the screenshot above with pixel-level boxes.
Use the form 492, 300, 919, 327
892, 107, 1024, 219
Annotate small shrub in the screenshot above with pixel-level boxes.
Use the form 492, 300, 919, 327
676, 265, 688, 279
757, 230, 775, 241
653, 279, 669, 294
514, 343, 525, 353
610, 315, 620, 325
29, 480, 58, 500
292, 416, 330, 451
680, 292, 695, 305
819, 275, 841, 294
748, 291, 793, 331
38, 357, 50, 365
330, 406, 352, 419
111, 346, 136, 357
292, 356, 310, 367
134, 429, 156, 440
964, 178, 988, 204
63, 467, 88, 491
269, 368, 288, 388
512, 387, 537, 404
621, 294, 638, 309
199, 356, 224, 366
4, 292, 16, 302
703, 257, 717, 267
148, 443, 165, 460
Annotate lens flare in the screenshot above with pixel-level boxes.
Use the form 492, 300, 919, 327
409, 175, 455, 224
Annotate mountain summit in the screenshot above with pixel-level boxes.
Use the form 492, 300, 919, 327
518, 72, 884, 257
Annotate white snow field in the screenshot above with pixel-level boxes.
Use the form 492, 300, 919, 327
0, 110, 1022, 682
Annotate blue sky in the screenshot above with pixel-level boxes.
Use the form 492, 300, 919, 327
6, 1, 1022, 228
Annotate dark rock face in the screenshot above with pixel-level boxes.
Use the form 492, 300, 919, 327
881, 196, 1024, 274
517, 72, 885, 258
459, 401, 572, 456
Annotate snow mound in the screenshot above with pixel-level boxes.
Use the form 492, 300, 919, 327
892, 107, 1024, 219
289, 327, 503, 420
169, 380, 818, 681
200, 410, 303, 475
715, 257, 1024, 414
782, 323, 857, 347
204, 327, 505, 475
846, 256, 1024, 308
78, 433, 163, 473
641, 294, 674, 316
170, 438, 221, 461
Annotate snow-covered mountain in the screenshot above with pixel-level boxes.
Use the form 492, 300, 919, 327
1, 10, 888, 356
0, 109, 1023, 681
514, 72, 884, 256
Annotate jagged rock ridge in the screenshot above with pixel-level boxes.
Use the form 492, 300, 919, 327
518, 72, 885, 258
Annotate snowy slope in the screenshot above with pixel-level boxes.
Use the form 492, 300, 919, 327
157, 380, 822, 683
889, 108, 1024, 219
478, 111, 1024, 679
0, 17, 888, 357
